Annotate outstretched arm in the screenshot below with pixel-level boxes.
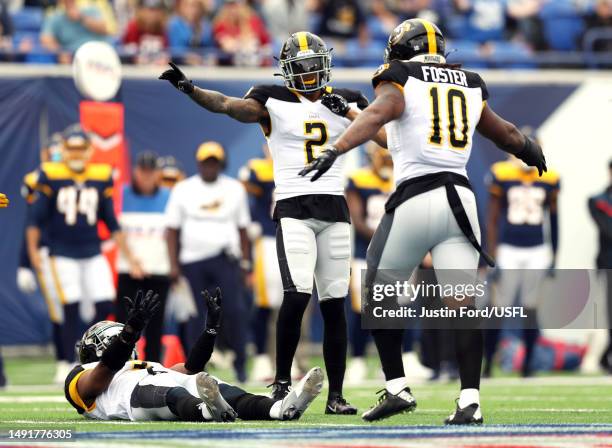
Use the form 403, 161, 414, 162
171, 289, 222, 375
299, 83, 403, 181
345, 108, 388, 148
477, 103, 547, 175
334, 82, 404, 154
188, 87, 268, 124
159, 63, 268, 125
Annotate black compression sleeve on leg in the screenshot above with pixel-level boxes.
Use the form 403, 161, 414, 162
232, 393, 275, 420
320, 297, 348, 399
372, 328, 405, 381
166, 387, 206, 421
454, 328, 483, 390
275, 292, 310, 382
184, 330, 217, 373
100, 332, 137, 372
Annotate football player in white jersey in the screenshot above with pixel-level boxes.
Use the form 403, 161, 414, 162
65, 289, 323, 422
301, 19, 547, 424
160, 31, 386, 414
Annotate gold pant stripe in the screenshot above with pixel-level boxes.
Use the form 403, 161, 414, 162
35, 268, 60, 323
254, 238, 269, 308
49, 257, 67, 305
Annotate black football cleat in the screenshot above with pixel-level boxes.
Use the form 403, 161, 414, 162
268, 380, 291, 401
362, 388, 416, 422
444, 401, 483, 425
325, 395, 357, 415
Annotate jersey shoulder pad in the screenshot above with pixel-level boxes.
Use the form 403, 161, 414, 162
23, 170, 39, 188
372, 60, 412, 89
325, 86, 369, 110
85, 163, 114, 182
491, 161, 521, 182
248, 158, 275, 182
244, 84, 300, 105
64, 364, 93, 414
463, 70, 489, 100
349, 168, 383, 190
40, 161, 70, 181
538, 169, 560, 186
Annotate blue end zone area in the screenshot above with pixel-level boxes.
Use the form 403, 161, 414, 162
76, 424, 612, 440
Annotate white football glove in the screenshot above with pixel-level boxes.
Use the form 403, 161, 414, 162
17, 267, 37, 293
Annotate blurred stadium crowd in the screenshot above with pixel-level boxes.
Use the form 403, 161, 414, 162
1, 0, 612, 67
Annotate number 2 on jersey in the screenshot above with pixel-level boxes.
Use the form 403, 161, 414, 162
429, 87, 469, 149
304, 121, 328, 164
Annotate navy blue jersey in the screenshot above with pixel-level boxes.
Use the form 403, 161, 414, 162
20, 170, 49, 267
487, 161, 560, 247
346, 168, 393, 259
28, 162, 119, 259
239, 158, 276, 237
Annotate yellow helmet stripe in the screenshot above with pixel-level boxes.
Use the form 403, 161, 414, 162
417, 19, 437, 55
296, 32, 309, 52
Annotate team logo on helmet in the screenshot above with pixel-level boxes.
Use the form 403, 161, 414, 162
390, 22, 412, 46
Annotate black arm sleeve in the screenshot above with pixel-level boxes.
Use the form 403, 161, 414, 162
100, 331, 137, 372
184, 329, 217, 373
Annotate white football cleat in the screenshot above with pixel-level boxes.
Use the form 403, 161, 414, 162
279, 366, 324, 420
195, 372, 237, 422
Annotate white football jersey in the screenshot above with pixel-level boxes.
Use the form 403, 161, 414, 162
372, 61, 488, 186
245, 85, 368, 201
65, 360, 172, 420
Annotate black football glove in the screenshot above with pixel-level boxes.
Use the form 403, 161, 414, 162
159, 62, 194, 95
203, 288, 222, 334
298, 146, 339, 182
321, 93, 350, 117
124, 289, 161, 335
516, 136, 547, 176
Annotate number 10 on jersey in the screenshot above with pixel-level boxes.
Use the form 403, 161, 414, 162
429, 87, 469, 150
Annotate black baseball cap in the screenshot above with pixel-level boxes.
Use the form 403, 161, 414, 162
135, 151, 160, 169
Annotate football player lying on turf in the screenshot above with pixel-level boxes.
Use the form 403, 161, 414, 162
64, 288, 324, 422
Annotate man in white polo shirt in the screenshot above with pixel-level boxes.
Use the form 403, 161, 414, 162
165, 141, 251, 382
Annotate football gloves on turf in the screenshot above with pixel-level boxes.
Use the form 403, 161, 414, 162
124, 289, 161, 335
203, 288, 222, 334
516, 135, 547, 176
321, 93, 350, 117
298, 146, 339, 182
159, 62, 194, 95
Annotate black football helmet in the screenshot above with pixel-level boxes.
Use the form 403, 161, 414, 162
279, 31, 332, 93
384, 19, 446, 64
76, 321, 137, 364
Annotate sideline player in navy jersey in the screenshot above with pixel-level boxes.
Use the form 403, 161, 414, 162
19, 132, 70, 383
26, 124, 141, 367
484, 149, 560, 378
160, 31, 388, 414
301, 19, 547, 424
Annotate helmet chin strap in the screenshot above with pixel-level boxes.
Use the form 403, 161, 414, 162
407, 54, 447, 64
